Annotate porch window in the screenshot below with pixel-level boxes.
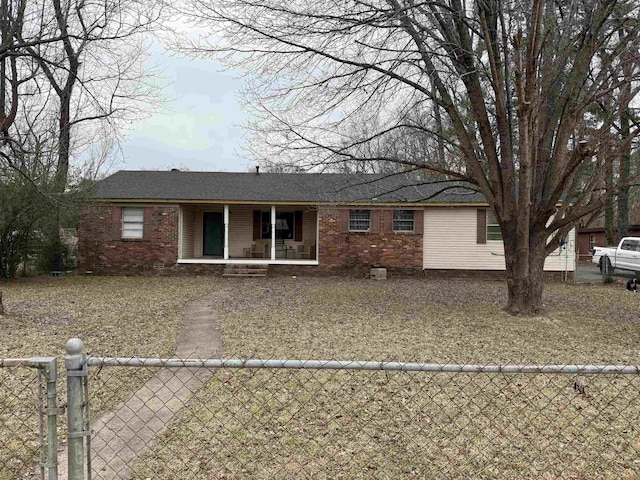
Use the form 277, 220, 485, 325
393, 210, 414, 231
261, 211, 295, 239
487, 211, 502, 241
122, 207, 144, 239
261, 212, 270, 239
349, 210, 370, 232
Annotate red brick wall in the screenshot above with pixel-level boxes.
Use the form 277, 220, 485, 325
577, 232, 602, 261
317, 207, 423, 273
78, 203, 426, 276
78, 203, 179, 275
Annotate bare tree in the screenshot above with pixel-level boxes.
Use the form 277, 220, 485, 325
0, 0, 162, 287
23, 0, 162, 193
589, 10, 640, 245
181, 0, 640, 314
615, 18, 640, 240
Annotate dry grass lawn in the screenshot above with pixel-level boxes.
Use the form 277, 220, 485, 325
2, 276, 640, 479
130, 277, 640, 479
214, 277, 640, 364
0, 276, 214, 479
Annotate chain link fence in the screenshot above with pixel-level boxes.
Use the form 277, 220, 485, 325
0, 357, 58, 480
84, 358, 640, 479
3, 350, 640, 479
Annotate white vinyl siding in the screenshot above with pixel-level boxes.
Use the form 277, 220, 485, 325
423, 207, 575, 271
122, 207, 144, 239
228, 206, 254, 257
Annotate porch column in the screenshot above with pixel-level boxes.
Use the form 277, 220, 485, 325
270, 205, 276, 260
223, 204, 229, 260
178, 205, 183, 260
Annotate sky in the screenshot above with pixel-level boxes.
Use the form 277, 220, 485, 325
117, 43, 252, 173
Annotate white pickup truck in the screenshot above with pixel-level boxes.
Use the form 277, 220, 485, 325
592, 237, 640, 274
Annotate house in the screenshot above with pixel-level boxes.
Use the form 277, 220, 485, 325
77, 170, 576, 276
577, 208, 640, 262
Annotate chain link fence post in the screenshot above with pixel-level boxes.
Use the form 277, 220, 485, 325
44, 358, 59, 480
66, 338, 87, 480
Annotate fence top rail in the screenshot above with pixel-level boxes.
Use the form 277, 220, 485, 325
0, 357, 57, 369
85, 357, 640, 375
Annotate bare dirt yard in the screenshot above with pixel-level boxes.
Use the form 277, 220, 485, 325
2, 276, 640, 479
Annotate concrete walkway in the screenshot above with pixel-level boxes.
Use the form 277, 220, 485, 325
57, 289, 225, 479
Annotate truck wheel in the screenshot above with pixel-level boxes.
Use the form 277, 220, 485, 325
600, 257, 615, 275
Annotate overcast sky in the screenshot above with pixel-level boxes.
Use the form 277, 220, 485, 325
117, 42, 252, 173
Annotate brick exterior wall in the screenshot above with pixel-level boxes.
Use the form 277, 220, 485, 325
317, 207, 424, 274
78, 203, 426, 276
77, 203, 179, 275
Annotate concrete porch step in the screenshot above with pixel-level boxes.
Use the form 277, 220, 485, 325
222, 265, 268, 277
222, 273, 268, 277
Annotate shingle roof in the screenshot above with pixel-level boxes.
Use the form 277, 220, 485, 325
95, 170, 487, 204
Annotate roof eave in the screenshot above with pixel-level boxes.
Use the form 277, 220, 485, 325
92, 198, 490, 207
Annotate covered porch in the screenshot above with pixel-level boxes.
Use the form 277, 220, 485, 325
176, 204, 318, 265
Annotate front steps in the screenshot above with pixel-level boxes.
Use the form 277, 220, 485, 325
222, 264, 268, 277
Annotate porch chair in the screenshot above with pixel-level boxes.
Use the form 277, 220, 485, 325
297, 241, 315, 259
250, 240, 268, 258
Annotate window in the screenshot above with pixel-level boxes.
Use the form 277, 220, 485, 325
261, 211, 295, 239
621, 239, 640, 251
487, 211, 502, 241
349, 210, 370, 232
589, 234, 596, 251
393, 210, 414, 231
260, 212, 270, 239
122, 207, 144, 239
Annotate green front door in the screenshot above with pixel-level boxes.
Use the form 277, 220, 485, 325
203, 212, 224, 256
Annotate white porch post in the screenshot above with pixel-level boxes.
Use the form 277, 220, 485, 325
270, 205, 276, 260
315, 207, 320, 262
223, 205, 229, 260
178, 205, 183, 260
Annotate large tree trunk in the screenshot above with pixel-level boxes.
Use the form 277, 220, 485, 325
504, 230, 546, 315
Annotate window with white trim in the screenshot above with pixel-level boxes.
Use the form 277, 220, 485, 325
122, 207, 144, 239
589, 234, 596, 251
487, 211, 502, 241
393, 210, 414, 231
349, 210, 371, 232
